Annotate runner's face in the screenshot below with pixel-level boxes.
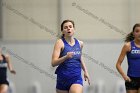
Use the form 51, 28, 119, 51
133, 27, 140, 41
62, 22, 75, 37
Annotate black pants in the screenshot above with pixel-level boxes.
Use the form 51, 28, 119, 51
0, 78, 9, 86
125, 77, 140, 90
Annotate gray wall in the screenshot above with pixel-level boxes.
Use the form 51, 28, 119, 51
2, 0, 58, 40
2, 0, 140, 41
0, 0, 2, 39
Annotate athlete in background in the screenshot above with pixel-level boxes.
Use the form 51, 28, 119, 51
0, 48, 16, 93
116, 23, 140, 93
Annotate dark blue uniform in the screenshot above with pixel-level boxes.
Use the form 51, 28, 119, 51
0, 55, 9, 85
125, 41, 140, 90
55, 37, 83, 91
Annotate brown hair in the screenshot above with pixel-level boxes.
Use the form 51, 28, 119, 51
125, 23, 140, 42
60, 19, 75, 38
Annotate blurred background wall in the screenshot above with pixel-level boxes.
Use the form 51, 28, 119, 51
0, 0, 140, 93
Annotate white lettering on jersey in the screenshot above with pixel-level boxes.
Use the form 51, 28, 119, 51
131, 50, 140, 54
